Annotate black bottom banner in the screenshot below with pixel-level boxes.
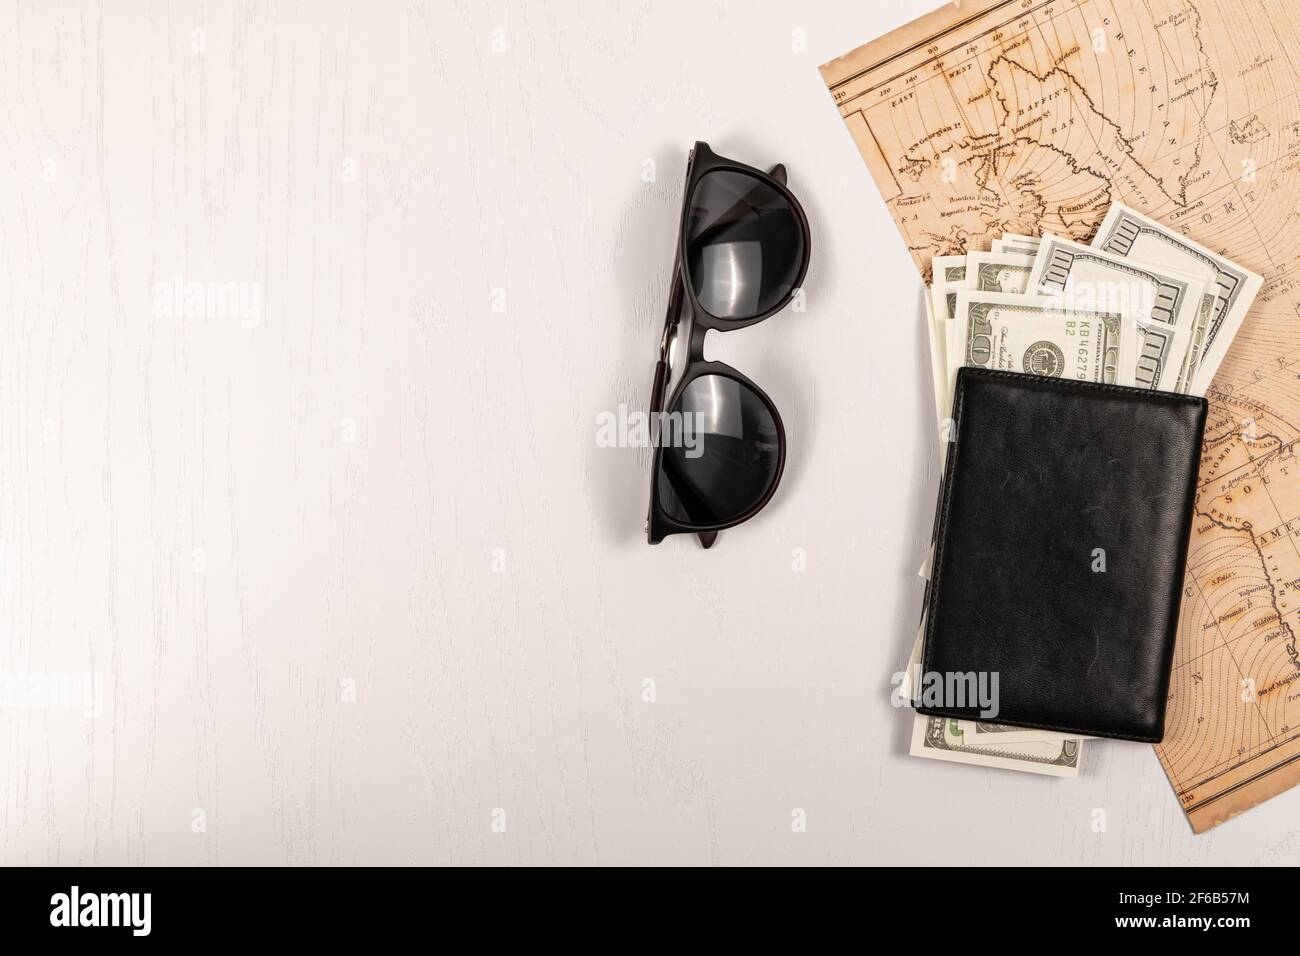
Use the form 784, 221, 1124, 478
0, 866, 1277, 943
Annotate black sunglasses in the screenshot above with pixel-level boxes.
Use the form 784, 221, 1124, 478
645, 142, 811, 548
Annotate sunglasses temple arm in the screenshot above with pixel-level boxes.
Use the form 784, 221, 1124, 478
651, 267, 686, 414
649, 266, 720, 550
649, 361, 668, 423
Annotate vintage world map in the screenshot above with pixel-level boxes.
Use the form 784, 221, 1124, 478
822, 0, 1300, 831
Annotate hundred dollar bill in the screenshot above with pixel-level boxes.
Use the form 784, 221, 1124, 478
961, 721, 1093, 745
933, 256, 968, 283
993, 233, 1040, 255
922, 289, 947, 435
964, 251, 1034, 294
1134, 321, 1192, 393
941, 251, 1034, 417
928, 255, 968, 431
910, 714, 1082, 777
943, 317, 963, 411
949, 290, 1138, 389
1173, 291, 1215, 394
1091, 203, 1263, 393
1026, 234, 1202, 391
930, 255, 968, 321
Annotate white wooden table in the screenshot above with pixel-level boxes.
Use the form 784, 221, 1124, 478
3, 0, 1295, 865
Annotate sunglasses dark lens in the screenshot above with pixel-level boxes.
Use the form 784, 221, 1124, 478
685, 170, 804, 320
656, 374, 781, 527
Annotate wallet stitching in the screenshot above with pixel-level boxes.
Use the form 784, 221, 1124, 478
921, 371, 966, 689
914, 705, 1161, 743
919, 367, 1200, 742
957, 366, 1207, 407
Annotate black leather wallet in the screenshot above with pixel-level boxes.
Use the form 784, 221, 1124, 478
917, 368, 1208, 742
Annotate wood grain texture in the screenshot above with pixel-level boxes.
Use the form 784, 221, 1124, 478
1, 0, 1297, 865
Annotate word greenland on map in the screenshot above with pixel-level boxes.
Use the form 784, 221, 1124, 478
823, 0, 1300, 832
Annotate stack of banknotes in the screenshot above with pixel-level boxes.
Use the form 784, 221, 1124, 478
906, 202, 1263, 777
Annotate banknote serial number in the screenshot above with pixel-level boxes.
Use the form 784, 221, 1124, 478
1119, 892, 1250, 906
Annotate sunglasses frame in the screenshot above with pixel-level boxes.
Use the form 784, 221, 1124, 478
645, 141, 811, 548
